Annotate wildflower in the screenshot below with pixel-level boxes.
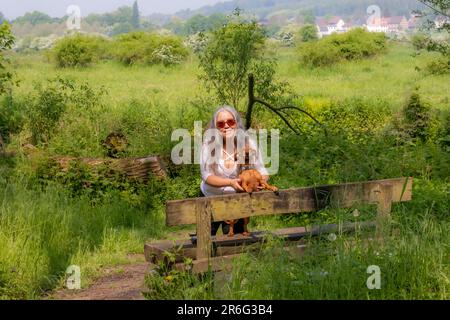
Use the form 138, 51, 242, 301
353, 209, 360, 217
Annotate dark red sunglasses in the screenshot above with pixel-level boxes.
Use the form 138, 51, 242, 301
216, 119, 236, 129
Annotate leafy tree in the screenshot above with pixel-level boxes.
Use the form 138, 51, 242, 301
197, 11, 292, 109
0, 22, 14, 94
197, 14, 266, 108
132, 1, 140, 29
298, 24, 318, 42
13, 11, 55, 25
412, 0, 449, 73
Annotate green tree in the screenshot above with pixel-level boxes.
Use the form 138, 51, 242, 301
413, 0, 449, 73
132, 1, 140, 29
197, 11, 292, 110
298, 24, 318, 42
197, 15, 266, 108
0, 22, 15, 94
13, 11, 54, 25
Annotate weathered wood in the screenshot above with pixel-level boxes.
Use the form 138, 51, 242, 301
52, 155, 166, 180
196, 202, 212, 260
166, 177, 413, 226
144, 221, 377, 264
375, 184, 394, 239
376, 184, 393, 216
175, 244, 310, 274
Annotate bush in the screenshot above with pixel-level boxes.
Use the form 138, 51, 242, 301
411, 32, 428, 51
112, 32, 189, 66
0, 94, 25, 143
52, 34, 109, 68
298, 24, 318, 42
298, 28, 387, 67
25, 77, 106, 145
424, 56, 450, 75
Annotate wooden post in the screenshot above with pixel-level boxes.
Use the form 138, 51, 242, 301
375, 184, 393, 240
376, 184, 393, 216
196, 202, 212, 260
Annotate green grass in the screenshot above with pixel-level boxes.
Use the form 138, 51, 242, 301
1, 40, 449, 299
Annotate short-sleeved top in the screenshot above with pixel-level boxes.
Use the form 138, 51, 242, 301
200, 137, 268, 196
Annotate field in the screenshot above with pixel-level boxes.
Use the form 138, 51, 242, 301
0, 40, 449, 299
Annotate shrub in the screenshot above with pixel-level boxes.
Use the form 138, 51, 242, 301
402, 91, 434, 142
298, 28, 387, 67
0, 94, 25, 143
25, 77, 106, 145
112, 32, 188, 66
411, 32, 428, 51
52, 34, 109, 68
424, 56, 450, 75
0, 22, 15, 94
298, 24, 318, 42
318, 97, 391, 142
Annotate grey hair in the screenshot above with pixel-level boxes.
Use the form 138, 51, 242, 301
207, 105, 245, 131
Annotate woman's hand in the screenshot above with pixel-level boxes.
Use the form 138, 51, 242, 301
229, 178, 244, 192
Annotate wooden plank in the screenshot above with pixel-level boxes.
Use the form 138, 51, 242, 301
144, 221, 377, 263
175, 244, 310, 274
166, 177, 413, 226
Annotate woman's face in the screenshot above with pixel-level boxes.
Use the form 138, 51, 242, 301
216, 110, 237, 139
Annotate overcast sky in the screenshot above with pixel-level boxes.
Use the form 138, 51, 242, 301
0, 0, 225, 19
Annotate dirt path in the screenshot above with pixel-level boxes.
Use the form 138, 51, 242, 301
48, 230, 194, 300
49, 254, 153, 300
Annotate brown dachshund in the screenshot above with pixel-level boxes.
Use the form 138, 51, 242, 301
225, 146, 278, 237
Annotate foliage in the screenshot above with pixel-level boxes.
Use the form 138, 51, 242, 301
424, 55, 450, 75
112, 32, 189, 66
199, 15, 290, 106
298, 28, 387, 67
298, 24, 318, 42
0, 22, 15, 94
13, 11, 61, 25
0, 94, 25, 143
52, 34, 109, 68
166, 13, 228, 36
398, 90, 439, 142
25, 77, 106, 145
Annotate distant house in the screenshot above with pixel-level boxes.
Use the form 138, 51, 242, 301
367, 16, 408, 33
316, 16, 346, 37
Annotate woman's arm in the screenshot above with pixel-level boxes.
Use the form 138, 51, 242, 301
206, 175, 244, 191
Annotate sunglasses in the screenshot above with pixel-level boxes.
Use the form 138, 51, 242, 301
216, 119, 236, 129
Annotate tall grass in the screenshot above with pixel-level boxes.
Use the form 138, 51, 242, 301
0, 175, 165, 299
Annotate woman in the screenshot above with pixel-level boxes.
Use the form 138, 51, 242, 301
200, 105, 270, 235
